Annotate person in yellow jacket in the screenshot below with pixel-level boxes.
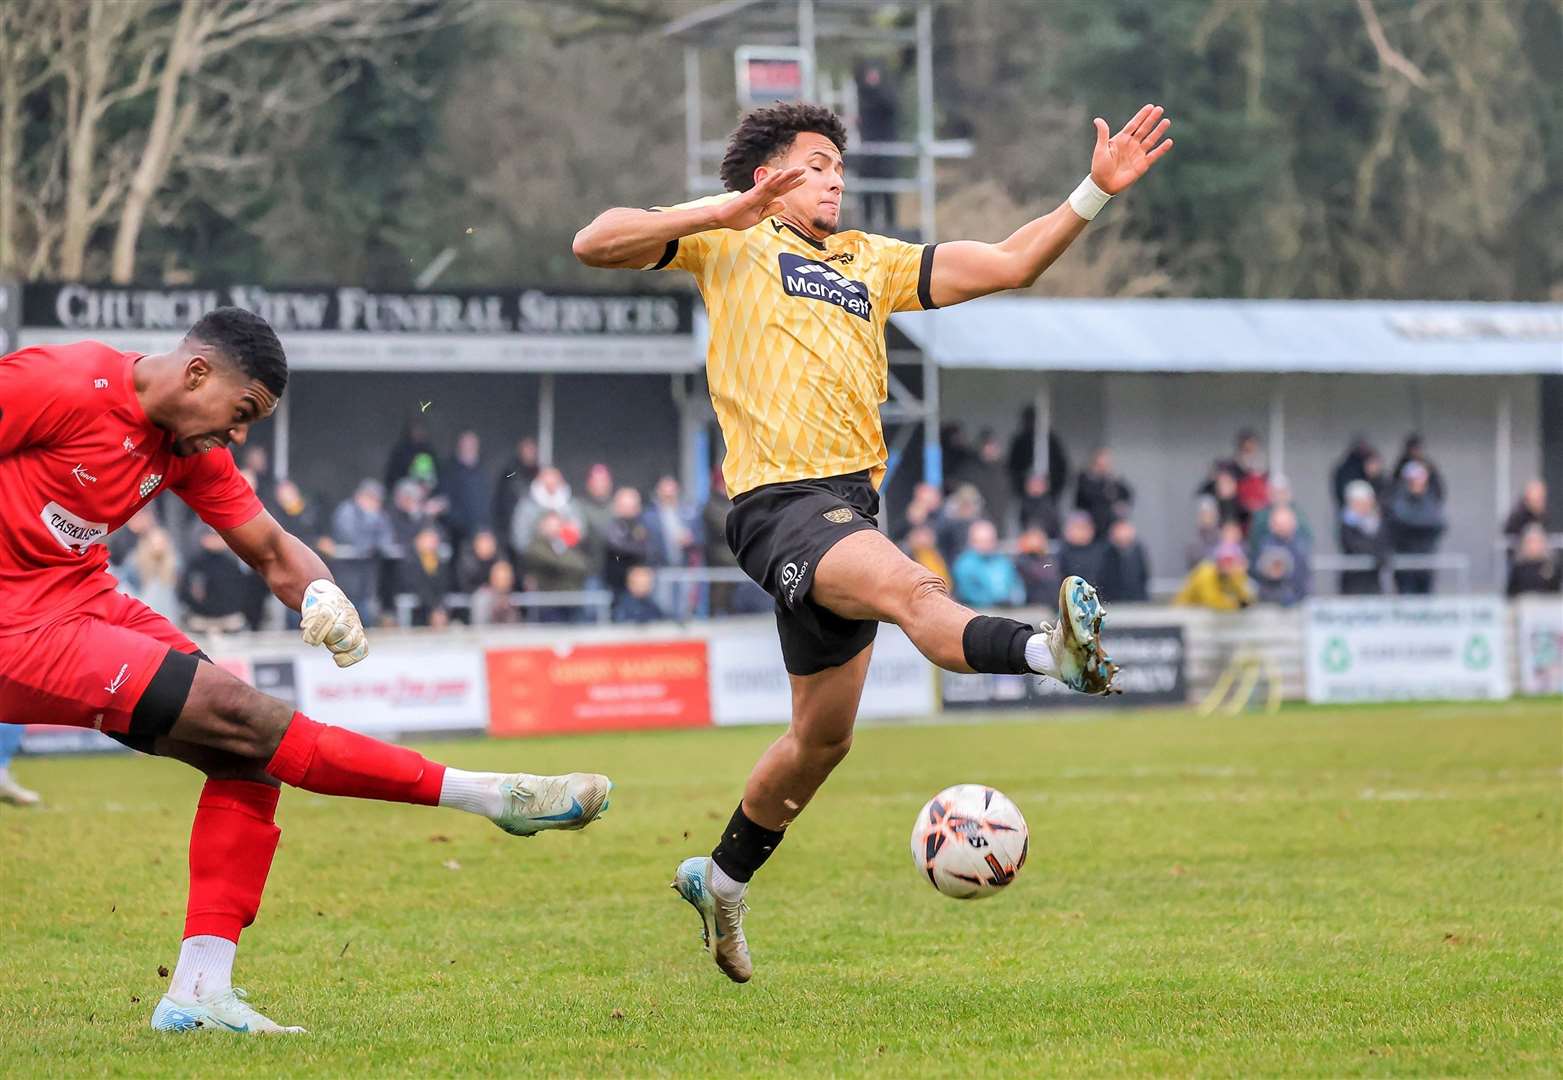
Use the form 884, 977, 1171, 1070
1175, 542, 1255, 610
899, 524, 951, 588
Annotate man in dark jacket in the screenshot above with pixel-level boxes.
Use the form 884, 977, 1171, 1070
1017, 472, 1061, 539
1507, 524, 1561, 596
1006, 404, 1070, 503
1099, 519, 1151, 604
959, 431, 1012, 532
1075, 448, 1133, 536
613, 565, 670, 624
1387, 462, 1446, 594
1013, 526, 1062, 607
1503, 480, 1549, 543
397, 525, 453, 627
1331, 436, 1376, 507
603, 487, 653, 599
441, 430, 491, 548
1057, 511, 1107, 586
455, 528, 502, 594
179, 526, 255, 634
1393, 434, 1446, 503
1337, 480, 1390, 595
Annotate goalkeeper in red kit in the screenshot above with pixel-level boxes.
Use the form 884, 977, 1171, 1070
0, 308, 612, 1034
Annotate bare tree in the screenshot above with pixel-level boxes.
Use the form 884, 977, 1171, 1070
0, 1, 61, 276
10, 0, 475, 283
111, 0, 481, 283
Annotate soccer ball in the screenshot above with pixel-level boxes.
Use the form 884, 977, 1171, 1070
910, 784, 1029, 899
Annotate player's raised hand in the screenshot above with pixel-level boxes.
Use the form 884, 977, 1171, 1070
711, 167, 807, 230
1090, 104, 1174, 195
300, 578, 369, 668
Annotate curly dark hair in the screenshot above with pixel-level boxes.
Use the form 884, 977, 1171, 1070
187, 306, 287, 398
718, 103, 848, 192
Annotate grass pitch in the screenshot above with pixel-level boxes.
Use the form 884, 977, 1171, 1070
1, 700, 1559, 1078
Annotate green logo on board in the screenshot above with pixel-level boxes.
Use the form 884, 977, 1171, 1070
1323, 636, 1351, 674
1463, 634, 1492, 671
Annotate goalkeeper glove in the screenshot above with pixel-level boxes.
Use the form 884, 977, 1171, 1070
299, 578, 369, 668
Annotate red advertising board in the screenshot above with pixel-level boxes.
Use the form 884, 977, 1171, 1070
486, 640, 711, 737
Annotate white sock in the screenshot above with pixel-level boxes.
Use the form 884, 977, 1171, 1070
709, 861, 748, 902
438, 769, 506, 818
169, 935, 236, 1001
1024, 632, 1059, 677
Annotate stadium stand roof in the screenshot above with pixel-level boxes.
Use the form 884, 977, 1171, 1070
890, 299, 1563, 375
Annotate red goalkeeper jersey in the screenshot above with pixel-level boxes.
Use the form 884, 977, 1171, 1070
0, 340, 262, 632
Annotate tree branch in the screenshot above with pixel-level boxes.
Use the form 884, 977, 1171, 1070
1356, 0, 1431, 90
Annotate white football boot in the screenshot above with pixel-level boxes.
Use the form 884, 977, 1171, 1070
0, 770, 40, 807
492, 772, 612, 837
149, 988, 305, 1034
1039, 575, 1121, 695
671, 856, 753, 983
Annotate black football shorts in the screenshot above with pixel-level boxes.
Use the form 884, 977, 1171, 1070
725, 470, 882, 676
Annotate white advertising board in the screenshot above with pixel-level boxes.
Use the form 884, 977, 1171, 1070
1306, 596, 1510, 703
292, 645, 489, 734
710, 623, 934, 726
1515, 595, 1563, 696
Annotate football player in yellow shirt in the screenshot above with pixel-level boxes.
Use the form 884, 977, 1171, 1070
575, 101, 1172, 982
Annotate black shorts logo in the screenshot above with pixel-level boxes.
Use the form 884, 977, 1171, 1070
778, 253, 872, 321
822, 507, 854, 524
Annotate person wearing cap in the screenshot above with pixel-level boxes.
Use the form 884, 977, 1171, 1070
1174, 541, 1255, 611
1387, 460, 1446, 595
1250, 506, 1311, 606
329, 478, 396, 623
1338, 479, 1391, 595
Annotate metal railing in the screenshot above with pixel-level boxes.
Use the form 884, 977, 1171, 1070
393, 589, 613, 627
1150, 551, 1473, 601
386, 567, 773, 627
1310, 552, 1470, 594
359, 545, 1500, 625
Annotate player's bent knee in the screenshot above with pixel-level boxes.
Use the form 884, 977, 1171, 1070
155, 738, 281, 786
901, 568, 951, 620
177, 665, 292, 760
796, 728, 853, 770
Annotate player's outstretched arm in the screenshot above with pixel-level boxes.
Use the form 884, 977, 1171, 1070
221, 511, 368, 667
927, 104, 1173, 309
572, 167, 807, 269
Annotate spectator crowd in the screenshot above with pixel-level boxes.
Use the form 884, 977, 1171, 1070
107, 410, 1558, 637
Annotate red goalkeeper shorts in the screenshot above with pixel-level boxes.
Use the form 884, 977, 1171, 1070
0, 589, 203, 737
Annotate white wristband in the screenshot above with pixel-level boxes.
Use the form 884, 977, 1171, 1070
1068, 176, 1113, 221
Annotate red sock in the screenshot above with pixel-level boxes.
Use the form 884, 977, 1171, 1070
185, 780, 281, 942
265, 712, 446, 806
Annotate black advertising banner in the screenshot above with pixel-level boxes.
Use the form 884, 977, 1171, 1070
942, 625, 1187, 710
23, 282, 693, 337
252, 658, 299, 708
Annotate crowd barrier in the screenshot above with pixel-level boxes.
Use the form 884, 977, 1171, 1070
16, 595, 1560, 755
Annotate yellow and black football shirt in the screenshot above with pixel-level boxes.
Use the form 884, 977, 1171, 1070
649, 193, 936, 498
